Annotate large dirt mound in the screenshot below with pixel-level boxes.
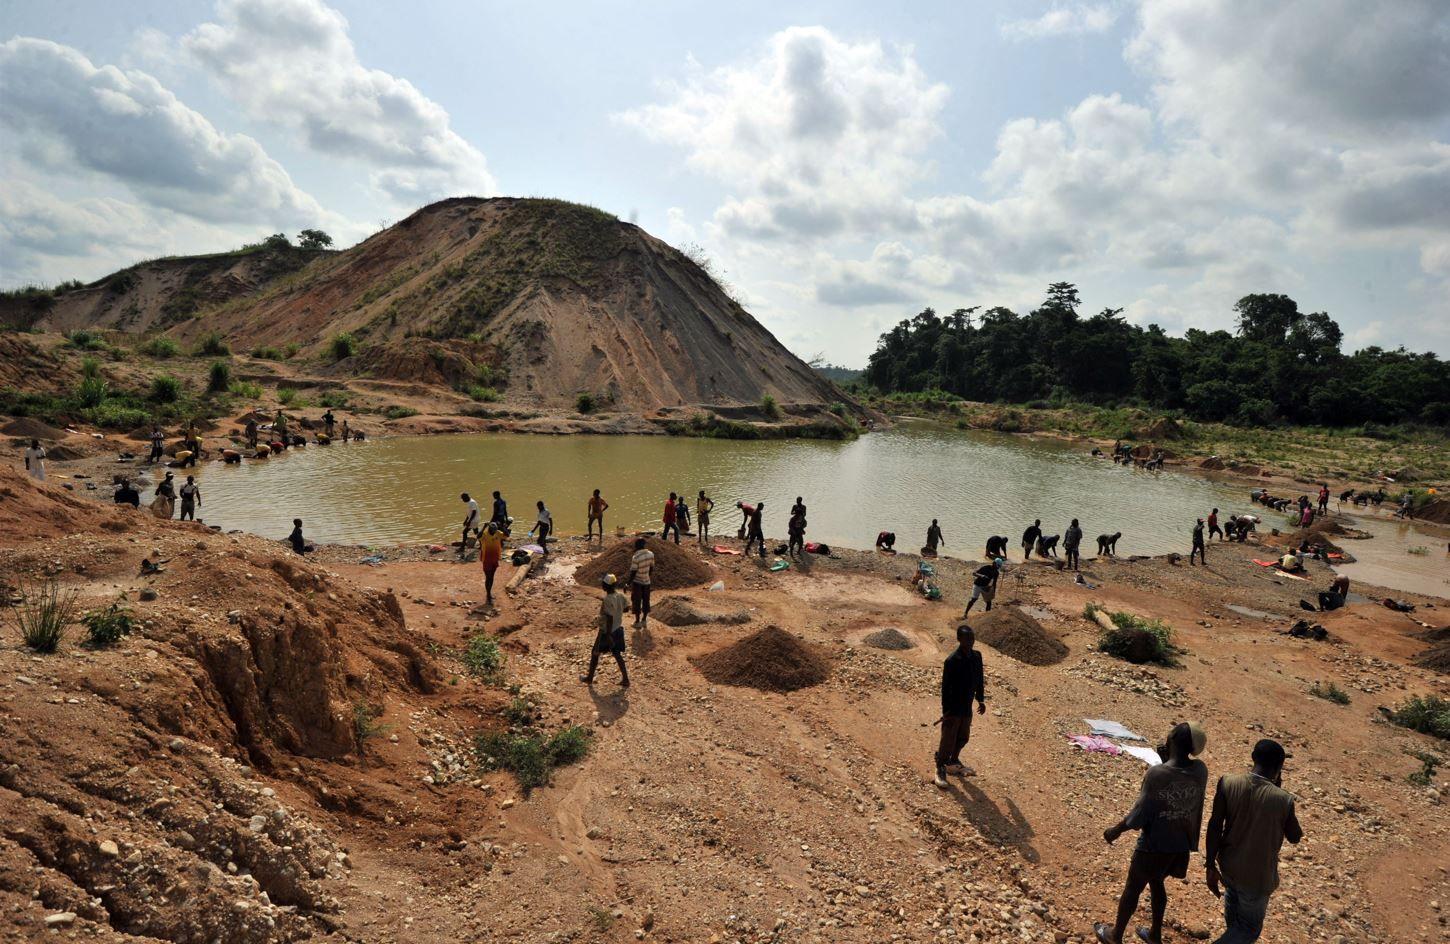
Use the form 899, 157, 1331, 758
973, 606, 1068, 666
863, 627, 915, 650
1415, 499, 1450, 525
1136, 416, 1184, 440
575, 536, 712, 590
651, 596, 750, 627
1416, 643, 1450, 674
692, 625, 831, 692
1, 416, 68, 439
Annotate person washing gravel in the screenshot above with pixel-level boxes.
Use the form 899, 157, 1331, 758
581, 573, 629, 688
934, 624, 986, 788
1094, 721, 1209, 944
1022, 519, 1042, 560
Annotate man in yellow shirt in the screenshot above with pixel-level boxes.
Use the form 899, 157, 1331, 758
479, 522, 506, 606
696, 490, 714, 545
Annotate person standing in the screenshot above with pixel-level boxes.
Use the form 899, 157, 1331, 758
1094, 722, 1210, 944
964, 560, 1000, 616
460, 493, 482, 558
479, 521, 505, 605
743, 502, 766, 558
148, 426, 164, 464
676, 492, 691, 535
1064, 519, 1083, 572
245, 417, 259, 450
934, 624, 986, 787
530, 500, 552, 555
341, 419, 351, 443
1316, 484, 1329, 518
586, 489, 608, 542
581, 574, 630, 688
925, 519, 944, 556
1022, 519, 1042, 560
23, 439, 46, 482
181, 430, 200, 468
178, 475, 201, 521
696, 490, 714, 545
491, 491, 510, 534
323, 410, 336, 439
1190, 519, 1207, 566
1208, 508, 1223, 541
151, 473, 176, 519
662, 493, 681, 544
1204, 740, 1302, 944
274, 410, 288, 440
787, 507, 806, 559
628, 537, 655, 629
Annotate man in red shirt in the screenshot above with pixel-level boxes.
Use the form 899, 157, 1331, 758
662, 492, 681, 543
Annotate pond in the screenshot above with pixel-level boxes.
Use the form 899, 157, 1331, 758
189, 421, 1251, 557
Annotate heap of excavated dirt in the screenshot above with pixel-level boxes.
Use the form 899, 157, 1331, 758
2, 417, 67, 439
1415, 499, 1450, 525
863, 627, 915, 650
651, 597, 750, 627
692, 625, 830, 692
1199, 457, 1227, 471
972, 606, 1068, 666
1137, 416, 1184, 440
1417, 643, 1450, 674
575, 537, 712, 590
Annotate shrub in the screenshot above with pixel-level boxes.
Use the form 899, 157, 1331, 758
474, 724, 593, 792
87, 401, 150, 430
277, 387, 305, 407
149, 374, 182, 403
329, 332, 357, 361
476, 364, 508, 388
229, 380, 263, 399
384, 405, 418, 420
462, 633, 505, 682
1308, 681, 1350, 705
64, 329, 105, 351
829, 402, 846, 416
353, 701, 391, 748
1406, 748, 1443, 786
80, 600, 134, 648
319, 391, 350, 408
139, 337, 180, 358
1096, 611, 1178, 666
467, 385, 501, 403
761, 393, 781, 419
1390, 695, 1450, 740
193, 332, 230, 357
76, 374, 108, 408
251, 345, 283, 360
284, 342, 301, 359
575, 392, 595, 414
207, 360, 231, 393
11, 579, 78, 653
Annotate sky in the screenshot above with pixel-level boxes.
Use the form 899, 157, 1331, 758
3, 0, 1448, 365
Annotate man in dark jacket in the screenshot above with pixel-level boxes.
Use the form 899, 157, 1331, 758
1021, 519, 1042, 560
1064, 518, 1083, 571
935, 624, 987, 787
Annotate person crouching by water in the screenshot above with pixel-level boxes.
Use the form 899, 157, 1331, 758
934, 624, 986, 788
287, 518, 313, 555
1094, 722, 1209, 944
479, 522, 504, 606
581, 574, 629, 688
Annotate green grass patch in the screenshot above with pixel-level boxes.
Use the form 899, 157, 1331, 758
1095, 610, 1180, 666
80, 600, 134, 648
207, 360, 231, 393
250, 345, 284, 360
1308, 681, 1351, 705
193, 331, 230, 357
149, 374, 183, 403
319, 391, 350, 408
329, 332, 357, 361
384, 405, 419, 420
474, 723, 594, 793
138, 337, 180, 358
10, 578, 78, 653
229, 380, 263, 399
1405, 748, 1443, 787
461, 633, 505, 682
1389, 695, 1450, 740
466, 385, 501, 403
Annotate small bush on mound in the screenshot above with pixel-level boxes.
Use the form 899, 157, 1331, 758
229, 380, 263, 399
462, 633, 505, 683
1095, 609, 1178, 666
467, 385, 501, 402
384, 405, 418, 420
692, 625, 830, 692
330, 332, 357, 361
12, 579, 78, 653
761, 394, 781, 419
353, 701, 390, 748
193, 332, 230, 357
575, 391, 595, 414
207, 360, 231, 393
251, 345, 283, 360
319, 391, 350, 408
140, 337, 180, 358
64, 329, 105, 351
1390, 695, 1450, 740
475, 723, 593, 792
76, 373, 108, 408
1309, 680, 1350, 705
149, 374, 182, 403
80, 600, 134, 648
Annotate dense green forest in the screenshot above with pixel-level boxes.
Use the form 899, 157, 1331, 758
862, 284, 1450, 428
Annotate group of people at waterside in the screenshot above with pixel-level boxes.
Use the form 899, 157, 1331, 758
937, 624, 1301, 944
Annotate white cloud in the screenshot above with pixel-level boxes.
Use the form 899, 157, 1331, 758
1001, 4, 1119, 41
184, 0, 495, 205
0, 37, 325, 226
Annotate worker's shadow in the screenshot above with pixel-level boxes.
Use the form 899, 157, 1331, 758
946, 778, 1039, 863
588, 685, 630, 724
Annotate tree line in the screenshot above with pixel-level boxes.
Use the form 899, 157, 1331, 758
862, 283, 1449, 428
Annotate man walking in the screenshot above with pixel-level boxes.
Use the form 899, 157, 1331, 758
744, 502, 766, 558
148, 426, 164, 464
581, 574, 629, 688
1208, 508, 1223, 541
925, 519, 944, 556
1204, 740, 1302, 944
587, 489, 608, 542
1190, 519, 1207, 565
1064, 518, 1083, 572
934, 624, 986, 787
662, 493, 681, 544
460, 493, 482, 558
964, 560, 1000, 617
178, 475, 201, 521
1094, 722, 1209, 944
479, 522, 504, 606
529, 500, 552, 555
490, 490, 510, 534
1022, 519, 1042, 560
628, 537, 655, 629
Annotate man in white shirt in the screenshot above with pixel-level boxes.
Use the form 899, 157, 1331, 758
23, 440, 46, 482
628, 537, 655, 629
530, 500, 553, 555
460, 493, 481, 559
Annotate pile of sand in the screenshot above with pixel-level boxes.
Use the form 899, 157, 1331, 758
972, 606, 1068, 666
1, 417, 66, 439
1416, 644, 1450, 675
863, 628, 915, 650
575, 537, 712, 590
692, 625, 831, 692
1199, 457, 1227, 471
651, 597, 750, 627
1137, 416, 1184, 440
1416, 499, 1450, 525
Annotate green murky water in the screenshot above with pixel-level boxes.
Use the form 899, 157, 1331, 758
189, 421, 1252, 557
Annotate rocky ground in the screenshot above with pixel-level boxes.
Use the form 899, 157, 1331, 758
1, 474, 1448, 943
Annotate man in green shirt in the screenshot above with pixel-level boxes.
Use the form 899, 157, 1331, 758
1204, 739, 1303, 944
